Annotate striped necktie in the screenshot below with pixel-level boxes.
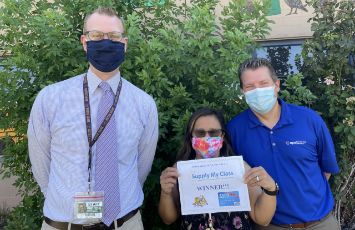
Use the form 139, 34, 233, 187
94, 81, 120, 226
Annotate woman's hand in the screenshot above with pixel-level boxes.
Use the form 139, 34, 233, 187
159, 167, 180, 224
160, 167, 179, 195
244, 166, 276, 192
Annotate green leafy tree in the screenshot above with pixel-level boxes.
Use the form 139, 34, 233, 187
2, 0, 353, 229
279, 74, 317, 106
301, 0, 355, 228
0, 0, 271, 229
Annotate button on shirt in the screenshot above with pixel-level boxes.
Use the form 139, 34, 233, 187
227, 99, 339, 225
28, 70, 158, 223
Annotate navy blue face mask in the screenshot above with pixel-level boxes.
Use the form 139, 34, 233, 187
86, 39, 125, 73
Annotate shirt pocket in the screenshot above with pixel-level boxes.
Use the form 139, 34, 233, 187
54, 110, 88, 155
117, 115, 143, 151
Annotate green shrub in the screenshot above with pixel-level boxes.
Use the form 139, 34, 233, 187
1, 0, 354, 229
301, 0, 355, 228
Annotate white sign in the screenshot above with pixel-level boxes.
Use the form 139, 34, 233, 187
177, 156, 250, 215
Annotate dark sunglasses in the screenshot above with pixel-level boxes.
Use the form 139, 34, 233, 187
192, 129, 223, 138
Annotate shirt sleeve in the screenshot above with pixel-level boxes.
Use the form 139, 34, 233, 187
27, 87, 52, 196
316, 115, 339, 174
137, 99, 159, 185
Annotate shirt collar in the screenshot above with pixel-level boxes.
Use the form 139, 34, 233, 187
87, 69, 122, 95
247, 99, 294, 129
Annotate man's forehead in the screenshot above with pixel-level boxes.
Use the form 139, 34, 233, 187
86, 13, 123, 30
242, 68, 273, 82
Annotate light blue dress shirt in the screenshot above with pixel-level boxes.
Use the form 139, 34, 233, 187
28, 69, 159, 223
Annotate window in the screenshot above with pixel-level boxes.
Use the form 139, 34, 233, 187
254, 40, 304, 79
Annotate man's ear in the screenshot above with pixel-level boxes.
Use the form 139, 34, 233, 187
122, 37, 128, 52
275, 79, 281, 93
81, 35, 87, 52
241, 84, 246, 94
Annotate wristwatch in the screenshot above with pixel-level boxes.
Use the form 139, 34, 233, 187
262, 182, 279, 196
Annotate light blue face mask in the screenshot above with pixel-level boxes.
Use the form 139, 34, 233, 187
244, 85, 277, 115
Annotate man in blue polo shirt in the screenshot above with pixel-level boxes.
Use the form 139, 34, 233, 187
227, 58, 340, 230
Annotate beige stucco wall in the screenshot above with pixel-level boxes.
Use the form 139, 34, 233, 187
217, 0, 313, 41
263, 1, 313, 40
0, 171, 21, 210
0, 131, 21, 210
176, 0, 313, 40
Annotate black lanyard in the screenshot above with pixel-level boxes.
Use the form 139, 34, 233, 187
83, 74, 122, 191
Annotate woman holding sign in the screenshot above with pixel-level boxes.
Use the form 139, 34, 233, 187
159, 108, 277, 230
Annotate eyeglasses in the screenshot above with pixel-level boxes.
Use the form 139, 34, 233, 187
85, 30, 125, 42
192, 129, 223, 138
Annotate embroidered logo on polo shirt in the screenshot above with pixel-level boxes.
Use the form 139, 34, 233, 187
285, 141, 307, 145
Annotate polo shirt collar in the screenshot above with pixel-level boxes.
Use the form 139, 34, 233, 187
87, 69, 121, 95
247, 99, 294, 128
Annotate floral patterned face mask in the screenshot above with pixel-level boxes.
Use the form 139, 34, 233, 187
192, 137, 223, 159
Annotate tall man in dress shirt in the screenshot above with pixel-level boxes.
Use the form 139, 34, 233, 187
227, 58, 340, 230
28, 7, 158, 230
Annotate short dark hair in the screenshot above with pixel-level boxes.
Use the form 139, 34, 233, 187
176, 108, 234, 161
238, 58, 278, 89
83, 7, 124, 33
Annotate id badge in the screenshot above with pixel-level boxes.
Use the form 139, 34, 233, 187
73, 191, 104, 222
